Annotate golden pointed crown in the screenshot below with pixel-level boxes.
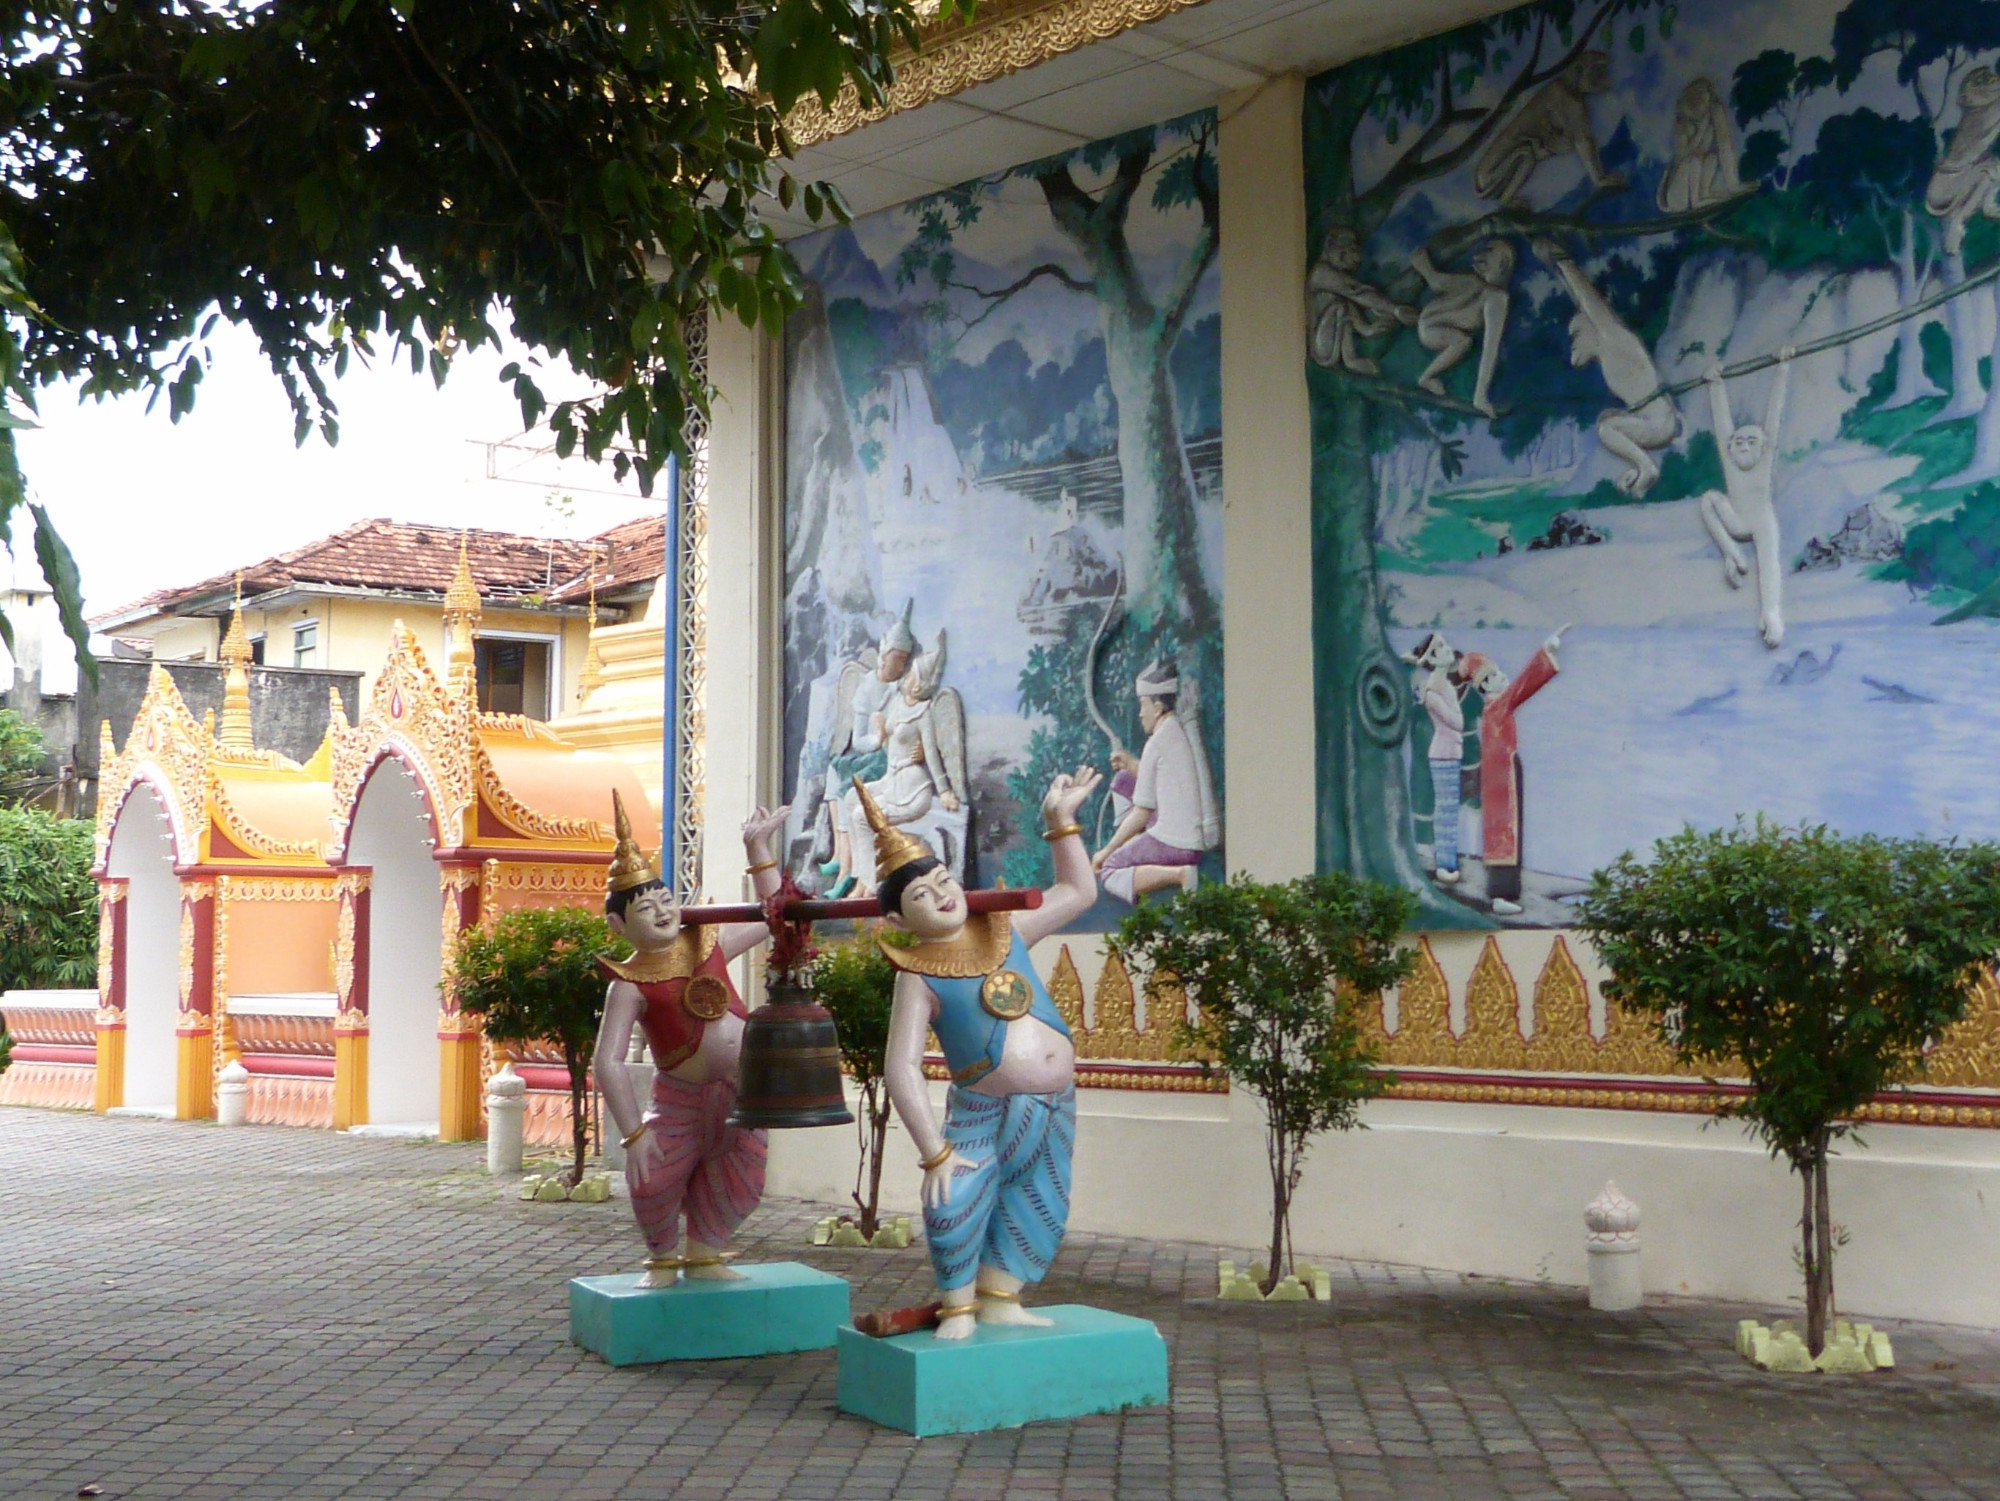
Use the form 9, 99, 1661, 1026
444, 533, 481, 618
852, 775, 934, 879
606, 788, 663, 893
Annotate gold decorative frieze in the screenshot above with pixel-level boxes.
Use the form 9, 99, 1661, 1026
481, 860, 610, 911
1354, 932, 1999, 1126
786, 0, 1217, 148
1034, 943, 1222, 1092
334, 1007, 369, 1035
335, 869, 372, 895
174, 1007, 212, 1035
220, 877, 338, 904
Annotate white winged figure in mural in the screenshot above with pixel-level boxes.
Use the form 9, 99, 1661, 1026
825, 629, 970, 896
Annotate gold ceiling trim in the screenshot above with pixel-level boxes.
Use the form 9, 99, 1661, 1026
787, 0, 1220, 149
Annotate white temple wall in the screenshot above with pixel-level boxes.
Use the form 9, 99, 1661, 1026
105, 786, 180, 1115
725, 62, 2000, 1327
346, 760, 443, 1132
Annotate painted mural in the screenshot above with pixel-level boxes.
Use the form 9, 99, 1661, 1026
1306, 0, 2000, 928
781, 111, 1224, 929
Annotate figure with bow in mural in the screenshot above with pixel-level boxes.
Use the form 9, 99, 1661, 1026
592, 792, 790, 1287
871, 763, 1102, 1338
1094, 657, 1220, 904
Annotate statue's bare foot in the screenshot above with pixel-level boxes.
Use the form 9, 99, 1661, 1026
683, 1241, 746, 1280
935, 1306, 979, 1341
639, 1264, 681, 1289
685, 1262, 746, 1281
978, 1297, 1054, 1328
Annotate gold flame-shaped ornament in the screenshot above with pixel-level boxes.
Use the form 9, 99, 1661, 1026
605, 788, 663, 893
851, 775, 934, 879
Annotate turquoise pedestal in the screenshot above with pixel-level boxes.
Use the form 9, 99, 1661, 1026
836, 1305, 1170, 1435
569, 1262, 850, 1366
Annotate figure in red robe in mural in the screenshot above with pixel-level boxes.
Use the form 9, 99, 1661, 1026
1462, 625, 1569, 917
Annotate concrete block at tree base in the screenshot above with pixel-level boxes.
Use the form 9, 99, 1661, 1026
836, 1306, 1169, 1436
1737, 1317, 1890, 1374
569, 1264, 850, 1366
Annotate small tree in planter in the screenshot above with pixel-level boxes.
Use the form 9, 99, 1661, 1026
1578, 820, 2000, 1356
1112, 872, 1416, 1293
810, 930, 901, 1239
451, 905, 618, 1189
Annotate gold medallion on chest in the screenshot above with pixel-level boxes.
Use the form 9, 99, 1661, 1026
979, 969, 1033, 1021
683, 974, 732, 1021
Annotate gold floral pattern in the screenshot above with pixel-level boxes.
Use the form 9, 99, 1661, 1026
786, 0, 1216, 147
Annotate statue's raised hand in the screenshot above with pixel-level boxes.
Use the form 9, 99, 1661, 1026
1042, 766, 1102, 828
741, 804, 790, 850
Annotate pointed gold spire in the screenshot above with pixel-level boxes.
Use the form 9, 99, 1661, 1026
217, 572, 254, 750
578, 573, 605, 706
606, 788, 663, 893
852, 774, 933, 879
442, 532, 481, 701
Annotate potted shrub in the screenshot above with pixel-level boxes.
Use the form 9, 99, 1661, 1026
1112, 872, 1415, 1295
809, 930, 905, 1244
452, 905, 617, 1191
1578, 820, 2000, 1357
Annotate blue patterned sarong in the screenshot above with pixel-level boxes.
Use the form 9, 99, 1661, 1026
923, 1085, 1076, 1292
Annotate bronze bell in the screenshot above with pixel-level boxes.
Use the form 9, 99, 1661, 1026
729, 980, 855, 1129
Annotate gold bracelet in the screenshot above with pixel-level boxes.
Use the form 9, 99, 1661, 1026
746, 858, 778, 874
621, 1121, 650, 1148
918, 1143, 953, 1171
1042, 823, 1083, 842
977, 1287, 1022, 1303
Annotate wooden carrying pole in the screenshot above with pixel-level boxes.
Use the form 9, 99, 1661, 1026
676, 887, 1041, 928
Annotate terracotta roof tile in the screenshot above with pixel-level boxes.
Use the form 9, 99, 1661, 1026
548, 514, 668, 604
97, 520, 607, 623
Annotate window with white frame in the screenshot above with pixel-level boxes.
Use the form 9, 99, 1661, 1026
292, 620, 319, 668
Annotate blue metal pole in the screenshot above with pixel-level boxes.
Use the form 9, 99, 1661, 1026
663, 451, 682, 897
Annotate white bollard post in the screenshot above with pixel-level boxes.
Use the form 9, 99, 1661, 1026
487, 1062, 526, 1174
216, 1060, 250, 1127
1585, 1180, 1643, 1311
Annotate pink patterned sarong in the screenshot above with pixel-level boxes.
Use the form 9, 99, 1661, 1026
630, 1071, 768, 1253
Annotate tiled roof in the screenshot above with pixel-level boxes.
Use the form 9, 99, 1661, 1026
98, 520, 628, 624
548, 513, 667, 605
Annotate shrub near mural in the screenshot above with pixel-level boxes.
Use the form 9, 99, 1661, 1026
1307, 0, 2000, 929
781, 112, 1225, 929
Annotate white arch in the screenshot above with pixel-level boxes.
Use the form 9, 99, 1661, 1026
105, 784, 181, 1116
346, 757, 443, 1134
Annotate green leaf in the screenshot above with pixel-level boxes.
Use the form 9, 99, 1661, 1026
30, 506, 96, 689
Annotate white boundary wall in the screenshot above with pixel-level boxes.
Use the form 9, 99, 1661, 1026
705, 75, 2000, 1328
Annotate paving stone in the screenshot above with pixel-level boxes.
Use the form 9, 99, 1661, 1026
5, 1108, 2000, 1499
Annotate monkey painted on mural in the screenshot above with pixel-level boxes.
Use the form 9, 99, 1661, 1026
1657, 78, 1745, 214
1411, 240, 1516, 418
1927, 66, 2000, 256
1307, 226, 1417, 376
1473, 51, 1627, 209
1532, 237, 1678, 498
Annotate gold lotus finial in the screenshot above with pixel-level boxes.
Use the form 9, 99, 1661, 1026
852, 775, 933, 879
606, 788, 663, 893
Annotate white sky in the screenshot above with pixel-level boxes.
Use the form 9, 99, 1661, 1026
11, 320, 660, 621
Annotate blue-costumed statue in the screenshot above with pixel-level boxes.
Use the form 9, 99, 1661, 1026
865, 764, 1102, 1338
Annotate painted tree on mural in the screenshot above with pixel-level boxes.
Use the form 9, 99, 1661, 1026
1305, 0, 1677, 922
899, 116, 1220, 633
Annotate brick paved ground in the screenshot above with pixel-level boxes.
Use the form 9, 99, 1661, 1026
3, 1109, 1998, 1501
